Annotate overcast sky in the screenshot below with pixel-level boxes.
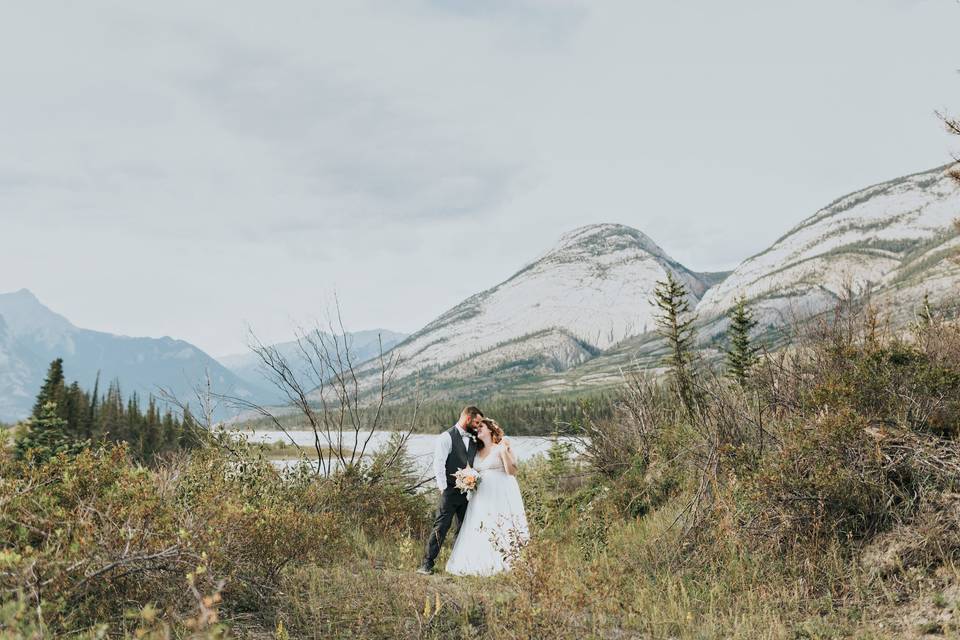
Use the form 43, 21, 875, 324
2, 0, 959, 356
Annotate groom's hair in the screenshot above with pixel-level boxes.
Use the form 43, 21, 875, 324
461, 406, 483, 418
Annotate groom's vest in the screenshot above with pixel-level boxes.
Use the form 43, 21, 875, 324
444, 426, 477, 491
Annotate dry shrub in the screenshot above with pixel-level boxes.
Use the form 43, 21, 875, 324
575, 374, 673, 477
311, 465, 432, 540
278, 563, 480, 639
574, 375, 689, 520
721, 303, 960, 553
861, 492, 960, 581
0, 438, 430, 636
579, 297, 960, 563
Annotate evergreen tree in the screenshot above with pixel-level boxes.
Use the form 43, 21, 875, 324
141, 396, 161, 459
87, 372, 100, 440
99, 381, 125, 442
162, 410, 178, 450
179, 406, 203, 449
63, 382, 90, 439
32, 359, 66, 419
652, 272, 698, 412
15, 401, 86, 464
19, 365, 199, 464
725, 297, 759, 387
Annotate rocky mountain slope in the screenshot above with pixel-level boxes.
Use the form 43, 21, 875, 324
697, 165, 960, 334
371, 166, 959, 401
358, 224, 713, 397
518, 165, 960, 397
0, 289, 273, 422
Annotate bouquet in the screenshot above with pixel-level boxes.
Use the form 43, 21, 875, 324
454, 466, 481, 500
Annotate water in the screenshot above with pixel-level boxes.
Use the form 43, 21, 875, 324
234, 429, 580, 478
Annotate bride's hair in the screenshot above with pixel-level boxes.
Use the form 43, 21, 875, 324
477, 418, 504, 449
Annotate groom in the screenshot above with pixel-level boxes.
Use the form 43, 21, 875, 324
417, 405, 484, 575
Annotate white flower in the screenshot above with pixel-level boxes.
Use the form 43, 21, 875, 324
453, 466, 482, 500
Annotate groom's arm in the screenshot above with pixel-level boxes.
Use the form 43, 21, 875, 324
433, 433, 452, 492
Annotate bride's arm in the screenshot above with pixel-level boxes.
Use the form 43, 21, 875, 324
500, 438, 519, 476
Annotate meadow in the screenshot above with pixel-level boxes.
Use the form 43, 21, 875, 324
3, 296, 960, 639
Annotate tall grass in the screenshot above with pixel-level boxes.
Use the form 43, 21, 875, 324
3, 299, 960, 638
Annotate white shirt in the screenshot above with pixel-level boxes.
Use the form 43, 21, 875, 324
433, 424, 472, 491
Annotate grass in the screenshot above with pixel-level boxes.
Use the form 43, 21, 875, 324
5, 298, 960, 638
256, 441, 356, 461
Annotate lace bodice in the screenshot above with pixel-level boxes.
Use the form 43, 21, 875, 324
474, 444, 504, 471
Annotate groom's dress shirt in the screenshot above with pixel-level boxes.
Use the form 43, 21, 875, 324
433, 424, 472, 491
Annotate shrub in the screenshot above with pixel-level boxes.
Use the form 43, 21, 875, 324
0, 443, 348, 634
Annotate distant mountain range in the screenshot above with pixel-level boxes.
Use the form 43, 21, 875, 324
2, 165, 957, 418
0, 288, 408, 422
217, 329, 407, 386
0, 289, 276, 422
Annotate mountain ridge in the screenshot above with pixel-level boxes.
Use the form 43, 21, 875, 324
359, 165, 960, 403
355, 223, 710, 398
217, 329, 408, 386
0, 290, 276, 422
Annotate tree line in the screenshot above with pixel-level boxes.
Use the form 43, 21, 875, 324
14, 358, 203, 464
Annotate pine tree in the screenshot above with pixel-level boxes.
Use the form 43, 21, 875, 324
162, 410, 178, 450
141, 396, 161, 459
19, 367, 199, 463
87, 372, 100, 439
652, 271, 698, 412
15, 401, 85, 463
179, 406, 202, 449
32, 359, 66, 419
63, 381, 91, 440
725, 297, 759, 387
99, 381, 125, 442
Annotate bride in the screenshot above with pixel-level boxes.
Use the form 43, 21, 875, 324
446, 418, 530, 576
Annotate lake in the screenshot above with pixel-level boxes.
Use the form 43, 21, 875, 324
235, 429, 580, 478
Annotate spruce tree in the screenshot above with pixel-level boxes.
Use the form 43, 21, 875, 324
15, 401, 85, 463
141, 396, 161, 459
725, 297, 759, 387
32, 359, 66, 419
87, 372, 100, 439
63, 381, 91, 440
162, 410, 178, 450
652, 272, 698, 412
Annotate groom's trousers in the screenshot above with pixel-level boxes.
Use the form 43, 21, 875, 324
422, 488, 469, 569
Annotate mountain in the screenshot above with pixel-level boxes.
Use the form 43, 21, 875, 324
218, 329, 407, 386
507, 165, 960, 397
360, 223, 713, 398
696, 165, 960, 333
0, 289, 274, 423
367, 166, 959, 402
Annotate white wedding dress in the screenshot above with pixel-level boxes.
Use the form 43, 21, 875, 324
445, 443, 530, 576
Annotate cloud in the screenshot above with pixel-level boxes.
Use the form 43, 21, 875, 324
1, 0, 959, 356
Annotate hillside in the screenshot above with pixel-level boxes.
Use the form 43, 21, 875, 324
0, 289, 273, 422
353, 223, 709, 399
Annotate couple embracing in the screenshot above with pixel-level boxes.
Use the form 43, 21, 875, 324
417, 406, 530, 576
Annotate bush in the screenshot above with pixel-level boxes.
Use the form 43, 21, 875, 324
2, 445, 331, 634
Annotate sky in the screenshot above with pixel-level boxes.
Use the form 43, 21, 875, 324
1, 0, 959, 357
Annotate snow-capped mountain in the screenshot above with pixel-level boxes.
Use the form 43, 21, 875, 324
218, 329, 407, 386
0, 289, 274, 422
696, 165, 960, 332
367, 224, 712, 393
